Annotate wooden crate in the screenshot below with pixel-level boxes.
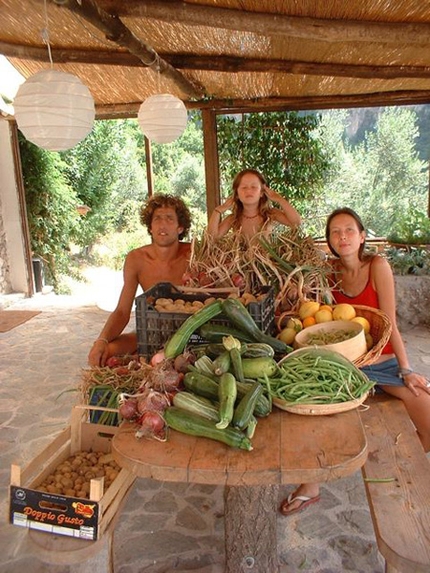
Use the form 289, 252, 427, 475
9, 406, 135, 541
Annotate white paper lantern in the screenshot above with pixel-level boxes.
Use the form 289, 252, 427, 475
138, 94, 187, 144
13, 69, 95, 151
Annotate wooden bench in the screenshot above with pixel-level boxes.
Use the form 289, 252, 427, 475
360, 394, 430, 573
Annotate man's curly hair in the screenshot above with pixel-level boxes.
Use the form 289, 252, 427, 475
140, 194, 192, 240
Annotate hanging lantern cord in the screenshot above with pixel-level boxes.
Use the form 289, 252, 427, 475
42, 0, 54, 67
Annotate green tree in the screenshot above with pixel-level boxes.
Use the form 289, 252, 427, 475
62, 119, 147, 249
19, 135, 79, 289
315, 107, 428, 237
216, 111, 332, 206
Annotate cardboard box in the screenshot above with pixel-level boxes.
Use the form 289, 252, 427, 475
136, 282, 275, 360
9, 406, 135, 541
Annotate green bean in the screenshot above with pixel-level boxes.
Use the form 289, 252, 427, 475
268, 350, 374, 404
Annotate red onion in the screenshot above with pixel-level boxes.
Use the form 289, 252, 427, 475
137, 388, 170, 414
118, 399, 138, 420
136, 411, 166, 439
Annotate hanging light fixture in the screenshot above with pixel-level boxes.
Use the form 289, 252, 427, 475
12, 0, 95, 152
138, 93, 187, 144
13, 69, 95, 152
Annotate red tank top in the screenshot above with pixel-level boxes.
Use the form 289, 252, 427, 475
331, 261, 394, 355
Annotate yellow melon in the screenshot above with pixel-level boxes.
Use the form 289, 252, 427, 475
298, 301, 320, 320
287, 317, 303, 332
332, 303, 356, 321
277, 327, 297, 345
351, 316, 371, 334
314, 309, 334, 323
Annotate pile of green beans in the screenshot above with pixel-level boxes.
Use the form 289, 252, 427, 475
264, 352, 374, 404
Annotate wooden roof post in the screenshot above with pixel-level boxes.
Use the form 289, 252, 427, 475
144, 135, 153, 198
202, 108, 220, 220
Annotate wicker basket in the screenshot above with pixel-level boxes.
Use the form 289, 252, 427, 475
273, 393, 369, 416
352, 305, 392, 367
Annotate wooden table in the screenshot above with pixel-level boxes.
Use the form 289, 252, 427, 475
112, 407, 367, 573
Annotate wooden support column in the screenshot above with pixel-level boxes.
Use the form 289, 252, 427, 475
202, 108, 220, 220
144, 136, 154, 198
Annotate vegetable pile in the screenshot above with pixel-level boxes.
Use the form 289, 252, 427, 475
35, 451, 121, 498
184, 228, 332, 312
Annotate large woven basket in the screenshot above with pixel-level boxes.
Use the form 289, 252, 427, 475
352, 305, 392, 367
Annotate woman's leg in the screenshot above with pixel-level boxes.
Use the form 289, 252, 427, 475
379, 385, 430, 452
107, 332, 138, 359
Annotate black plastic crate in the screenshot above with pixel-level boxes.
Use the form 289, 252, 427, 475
136, 282, 275, 360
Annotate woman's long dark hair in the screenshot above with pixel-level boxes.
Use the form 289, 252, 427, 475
231, 169, 271, 230
325, 207, 367, 260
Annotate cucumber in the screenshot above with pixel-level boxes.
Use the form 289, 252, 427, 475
232, 381, 264, 430
183, 371, 219, 401
164, 301, 223, 358
164, 407, 252, 451
199, 323, 254, 344
236, 381, 271, 417
173, 391, 219, 422
216, 372, 237, 429
241, 357, 278, 379
222, 298, 291, 355
212, 350, 231, 376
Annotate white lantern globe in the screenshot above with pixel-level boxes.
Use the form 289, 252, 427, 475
13, 69, 95, 152
138, 94, 187, 144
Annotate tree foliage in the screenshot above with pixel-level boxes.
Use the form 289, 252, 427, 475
216, 111, 332, 204
18, 134, 79, 289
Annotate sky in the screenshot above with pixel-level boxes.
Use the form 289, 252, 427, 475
0, 55, 25, 114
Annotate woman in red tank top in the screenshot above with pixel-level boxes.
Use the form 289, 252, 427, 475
280, 207, 430, 517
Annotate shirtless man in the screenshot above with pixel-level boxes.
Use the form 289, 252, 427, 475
88, 194, 192, 367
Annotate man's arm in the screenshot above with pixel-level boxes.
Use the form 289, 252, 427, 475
88, 252, 140, 366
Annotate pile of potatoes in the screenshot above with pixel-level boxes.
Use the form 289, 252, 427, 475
35, 450, 121, 499
152, 291, 266, 314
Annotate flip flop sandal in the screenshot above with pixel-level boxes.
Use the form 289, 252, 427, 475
279, 493, 321, 516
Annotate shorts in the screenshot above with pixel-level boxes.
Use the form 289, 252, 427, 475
360, 357, 405, 390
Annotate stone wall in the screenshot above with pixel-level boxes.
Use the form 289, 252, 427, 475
395, 275, 430, 329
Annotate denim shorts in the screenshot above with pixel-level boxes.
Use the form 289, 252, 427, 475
360, 357, 405, 389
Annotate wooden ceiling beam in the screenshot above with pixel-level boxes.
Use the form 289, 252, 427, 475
51, 0, 204, 99
102, 0, 430, 46
4, 41, 430, 81
94, 90, 430, 119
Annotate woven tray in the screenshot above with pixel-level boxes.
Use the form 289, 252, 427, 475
273, 393, 369, 416
352, 305, 392, 367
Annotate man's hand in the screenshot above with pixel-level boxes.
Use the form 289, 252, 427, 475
88, 339, 109, 367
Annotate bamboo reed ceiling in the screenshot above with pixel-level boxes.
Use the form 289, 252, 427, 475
2, 0, 430, 117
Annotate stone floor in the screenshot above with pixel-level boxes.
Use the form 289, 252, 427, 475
0, 289, 429, 573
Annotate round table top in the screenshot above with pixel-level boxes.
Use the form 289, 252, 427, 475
112, 407, 367, 486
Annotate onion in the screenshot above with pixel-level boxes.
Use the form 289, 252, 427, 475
118, 399, 138, 420
150, 350, 165, 366
173, 351, 196, 374
150, 365, 183, 392
135, 410, 166, 439
137, 388, 170, 414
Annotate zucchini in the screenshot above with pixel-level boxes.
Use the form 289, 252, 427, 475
236, 381, 271, 417
221, 298, 291, 355
173, 391, 219, 422
183, 371, 219, 400
164, 406, 252, 451
206, 342, 247, 357
183, 371, 271, 417
212, 350, 231, 376
216, 372, 237, 429
232, 381, 264, 430
199, 323, 254, 344
223, 335, 245, 383
241, 357, 278, 379
242, 343, 274, 358
164, 300, 223, 359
